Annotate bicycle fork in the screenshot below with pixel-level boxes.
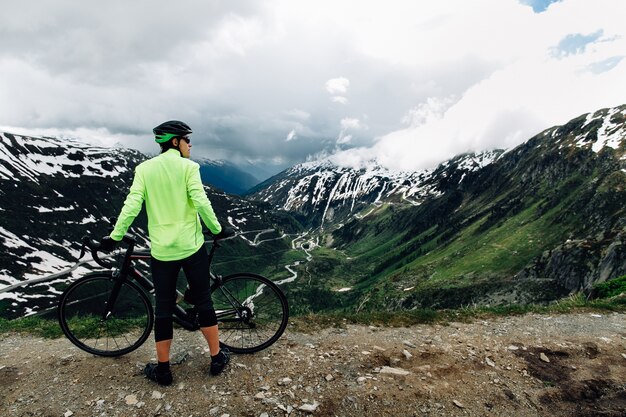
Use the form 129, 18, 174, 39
101, 273, 125, 320
102, 243, 136, 321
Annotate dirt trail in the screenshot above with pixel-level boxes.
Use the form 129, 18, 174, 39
1, 312, 626, 417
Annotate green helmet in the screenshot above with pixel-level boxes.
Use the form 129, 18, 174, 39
153, 120, 192, 143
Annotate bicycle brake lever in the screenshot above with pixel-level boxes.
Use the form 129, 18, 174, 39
77, 243, 86, 261
90, 240, 108, 268
77, 236, 91, 261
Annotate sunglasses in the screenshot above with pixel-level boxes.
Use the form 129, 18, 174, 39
179, 136, 191, 144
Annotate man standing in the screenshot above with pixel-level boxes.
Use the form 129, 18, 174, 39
103, 120, 230, 386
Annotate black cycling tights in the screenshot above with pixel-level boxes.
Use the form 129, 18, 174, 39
151, 246, 218, 342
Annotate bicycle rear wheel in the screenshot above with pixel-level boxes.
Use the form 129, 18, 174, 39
58, 272, 154, 357
213, 273, 289, 353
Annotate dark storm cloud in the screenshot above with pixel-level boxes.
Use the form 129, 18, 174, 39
0, 0, 624, 173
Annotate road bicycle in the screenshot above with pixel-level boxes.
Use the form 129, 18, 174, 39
57, 233, 289, 357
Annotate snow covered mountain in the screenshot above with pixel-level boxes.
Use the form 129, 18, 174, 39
250, 104, 626, 230
0, 134, 143, 270
0, 133, 300, 318
325, 104, 626, 308
248, 150, 503, 227
244, 104, 626, 309
0, 133, 145, 316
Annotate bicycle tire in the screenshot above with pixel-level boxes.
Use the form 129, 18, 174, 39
213, 273, 289, 354
58, 272, 154, 357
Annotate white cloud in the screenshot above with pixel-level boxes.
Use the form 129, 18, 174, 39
337, 133, 352, 145
283, 109, 311, 120
334, 117, 362, 146
325, 77, 350, 95
328, 0, 626, 171
286, 129, 297, 141
331, 96, 348, 105
340, 118, 361, 130
401, 97, 456, 127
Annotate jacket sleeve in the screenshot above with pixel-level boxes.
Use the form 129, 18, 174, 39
110, 166, 145, 241
187, 164, 222, 235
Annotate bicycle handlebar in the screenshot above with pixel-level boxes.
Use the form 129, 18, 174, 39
78, 234, 137, 268
78, 236, 105, 267
203, 226, 236, 241
78, 230, 233, 268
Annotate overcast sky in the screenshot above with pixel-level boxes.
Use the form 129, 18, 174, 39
1, 0, 625, 175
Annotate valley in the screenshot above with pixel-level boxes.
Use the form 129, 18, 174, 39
1, 104, 625, 318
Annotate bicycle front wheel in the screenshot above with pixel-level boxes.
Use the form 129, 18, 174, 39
58, 273, 154, 357
213, 273, 289, 354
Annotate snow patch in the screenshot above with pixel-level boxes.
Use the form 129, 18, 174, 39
593, 108, 625, 153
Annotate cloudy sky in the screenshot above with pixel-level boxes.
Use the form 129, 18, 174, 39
1, 0, 625, 176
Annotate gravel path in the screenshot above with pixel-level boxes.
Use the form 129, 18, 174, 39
1, 312, 625, 416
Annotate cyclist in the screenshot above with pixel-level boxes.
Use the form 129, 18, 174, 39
102, 120, 231, 386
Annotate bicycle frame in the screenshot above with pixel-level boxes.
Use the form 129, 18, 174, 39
109, 238, 249, 332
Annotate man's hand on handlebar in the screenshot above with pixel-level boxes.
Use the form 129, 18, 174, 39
214, 226, 236, 240
100, 236, 118, 252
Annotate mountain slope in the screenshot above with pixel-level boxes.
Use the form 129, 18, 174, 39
258, 105, 626, 311
0, 133, 147, 282
0, 133, 303, 318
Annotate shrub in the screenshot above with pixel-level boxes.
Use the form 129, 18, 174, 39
592, 274, 626, 298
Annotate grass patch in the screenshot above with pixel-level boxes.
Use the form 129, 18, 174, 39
3, 294, 625, 338
289, 293, 626, 332
62, 315, 149, 339
444, 293, 626, 322
401, 200, 566, 283
0, 316, 63, 338
289, 308, 440, 332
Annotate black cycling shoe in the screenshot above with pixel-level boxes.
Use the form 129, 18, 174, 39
143, 363, 173, 386
210, 348, 230, 376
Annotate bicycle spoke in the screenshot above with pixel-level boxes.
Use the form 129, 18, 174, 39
213, 274, 288, 353
221, 329, 237, 345
59, 275, 153, 357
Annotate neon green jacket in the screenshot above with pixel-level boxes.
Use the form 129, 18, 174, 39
110, 149, 222, 261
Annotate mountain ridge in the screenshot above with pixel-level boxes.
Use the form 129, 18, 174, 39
0, 132, 303, 318
1, 104, 625, 318
248, 150, 504, 227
